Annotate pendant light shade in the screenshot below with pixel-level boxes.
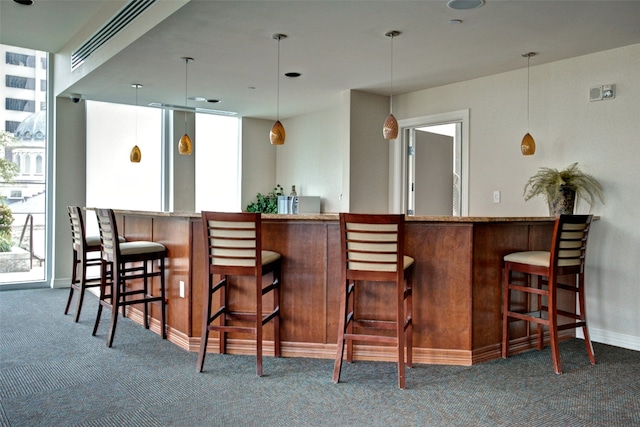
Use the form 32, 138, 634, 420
130, 83, 142, 163
270, 120, 285, 145
521, 52, 536, 156
521, 132, 535, 156
383, 113, 398, 140
179, 57, 193, 155
130, 145, 141, 162
383, 31, 401, 140
270, 34, 287, 145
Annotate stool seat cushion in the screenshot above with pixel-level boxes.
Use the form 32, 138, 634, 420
404, 256, 414, 270
86, 235, 126, 247
262, 250, 281, 266
504, 251, 550, 267
120, 241, 166, 256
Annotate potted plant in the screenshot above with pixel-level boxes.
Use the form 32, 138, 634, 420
245, 184, 284, 213
523, 162, 604, 215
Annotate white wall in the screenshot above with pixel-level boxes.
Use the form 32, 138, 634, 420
349, 91, 390, 214
272, 95, 350, 214
240, 117, 277, 211
395, 43, 640, 349
51, 97, 86, 288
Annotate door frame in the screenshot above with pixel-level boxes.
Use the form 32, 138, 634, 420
388, 109, 469, 216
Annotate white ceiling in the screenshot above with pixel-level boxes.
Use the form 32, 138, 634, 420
2, 0, 640, 120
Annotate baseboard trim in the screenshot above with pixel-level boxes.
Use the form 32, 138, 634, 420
579, 327, 640, 351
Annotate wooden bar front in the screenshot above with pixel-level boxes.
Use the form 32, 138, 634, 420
115, 211, 568, 366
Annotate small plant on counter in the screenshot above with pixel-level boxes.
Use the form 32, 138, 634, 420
523, 162, 604, 214
245, 184, 284, 213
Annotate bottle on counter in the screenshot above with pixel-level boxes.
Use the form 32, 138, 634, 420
290, 185, 297, 196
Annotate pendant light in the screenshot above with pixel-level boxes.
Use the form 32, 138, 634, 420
383, 30, 401, 140
178, 57, 194, 155
270, 34, 287, 145
130, 83, 142, 163
521, 52, 536, 156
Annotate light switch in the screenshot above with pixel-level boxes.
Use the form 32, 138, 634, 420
493, 190, 501, 204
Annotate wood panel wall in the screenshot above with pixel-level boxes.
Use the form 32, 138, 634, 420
118, 213, 567, 366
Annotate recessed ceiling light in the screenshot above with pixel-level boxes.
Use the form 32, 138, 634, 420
13, 0, 34, 5
188, 96, 206, 102
447, 0, 484, 10
285, 72, 301, 78
206, 99, 220, 104
449, 19, 463, 24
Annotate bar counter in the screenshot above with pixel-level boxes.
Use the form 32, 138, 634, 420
113, 211, 568, 365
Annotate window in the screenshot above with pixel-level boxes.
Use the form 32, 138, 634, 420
1, 44, 48, 286
5, 121, 20, 133
6, 98, 35, 112
40, 57, 47, 69
195, 114, 240, 212
5, 52, 35, 67
86, 101, 162, 211
86, 103, 240, 213
6, 75, 36, 89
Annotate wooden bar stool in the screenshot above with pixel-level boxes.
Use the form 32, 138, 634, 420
92, 208, 168, 347
333, 213, 414, 389
502, 214, 596, 374
64, 206, 102, 322
196, 211, 281, 377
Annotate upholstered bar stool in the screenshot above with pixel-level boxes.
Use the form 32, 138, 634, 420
197, 211, 281, 377
333, 213, 414, 389
92, 208, 168, 347
502, 214, 595, 374
64, 206, 103, 322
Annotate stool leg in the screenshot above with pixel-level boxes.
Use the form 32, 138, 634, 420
333, 278, 349, 384
405, 273, 413, 369
73, 255, 88, 322
107, 270, 121, 348
273, 267, 281, 358
548, 278, 562, 374
197, 274, 213, 373
160, 257, 166, 339
502, 266, 510, 359
65, 254, 79, 316
93, 260, 108, 336
577, 271, 596, 365
346, 281, 355, 363
397, 291, 406, 389
536, 275, 544, 351
219, 277, 227, 355
143, 261, 150, 330
256, 274, 263, 377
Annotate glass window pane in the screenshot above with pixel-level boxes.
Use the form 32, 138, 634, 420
195, 114, 239, 212
86, 101, 162, 212
1, 44, 47, 285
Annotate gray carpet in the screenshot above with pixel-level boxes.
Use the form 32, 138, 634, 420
0, 288, 639, 427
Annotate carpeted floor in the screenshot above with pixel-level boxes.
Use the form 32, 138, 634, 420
0, 288, 639, 427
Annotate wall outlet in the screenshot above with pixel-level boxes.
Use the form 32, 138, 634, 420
179, 281, 185, 298
493, 190, 501, 204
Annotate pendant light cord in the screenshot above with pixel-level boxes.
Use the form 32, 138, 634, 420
389, 33, 394, 114
276, 36, 281, 121
184, 58, 189, 132
526, 54, 530, 130
385, 31, 400, 115
135, 84, 139, 141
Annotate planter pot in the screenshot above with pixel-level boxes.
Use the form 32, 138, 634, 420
0, 246, 31, 273
548, 186, 576, 215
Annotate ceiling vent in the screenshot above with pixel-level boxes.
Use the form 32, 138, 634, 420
71, 0, 157, 70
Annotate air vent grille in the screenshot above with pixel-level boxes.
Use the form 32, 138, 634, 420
71, 0, 157, 70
